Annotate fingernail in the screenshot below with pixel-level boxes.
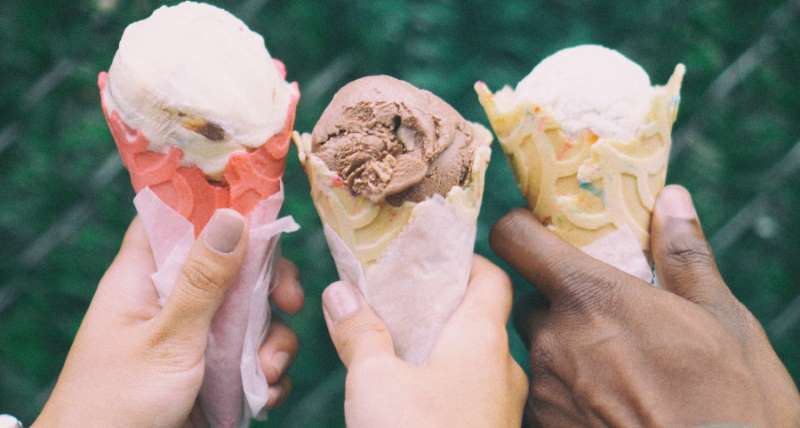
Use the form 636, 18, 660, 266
271, 351, 290, 376
660, 186, 697, 220
203, 209, 244, 253
322, 281, 361, 322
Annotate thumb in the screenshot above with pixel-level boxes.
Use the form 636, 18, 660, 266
322, 281, 395, 367
651, 185, 731, 308
153, 209, 247, 343
433, 256, 514, 359
452, 256, 513, 327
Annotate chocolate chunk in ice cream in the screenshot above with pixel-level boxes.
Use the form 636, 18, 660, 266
311, 75, 477, 205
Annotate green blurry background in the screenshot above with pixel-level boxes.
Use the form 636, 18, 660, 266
1, 0, 799, 425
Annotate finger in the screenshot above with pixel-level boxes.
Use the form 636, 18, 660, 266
322, 281, 395, 367
265, 376, 292, 410
103, 217, 155, 284
451, 256, 513, 325
96, 217, 161, 317
271, 258, 304, 315
153, 209, 247, 342
651, 185, 731, 307
513, 292, 550, 349
117, 216, 154, 263
491, 208, 636, 304
258, 319, 299, 384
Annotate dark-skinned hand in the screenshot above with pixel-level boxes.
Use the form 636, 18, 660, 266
491, 185, 800, 427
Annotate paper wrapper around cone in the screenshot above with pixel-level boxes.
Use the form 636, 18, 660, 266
294, 125, 492, 363
99, 60, 300, 428
475, 65, 685, 282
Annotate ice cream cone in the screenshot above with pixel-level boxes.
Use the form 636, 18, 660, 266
295, 124, 491, 362
100, 60, 299, 426
99, 61, 299, 235
98, 3, 302, 425
476, 64, 684, 252
294, 123, 491, 267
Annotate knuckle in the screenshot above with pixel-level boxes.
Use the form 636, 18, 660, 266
181, 258, 225, 297
724, 300, 766, 341
554, 265, 618, 313
336, 316, 390, 349
147, 342, 180, 366
265, 322, 300, 355
529, 332, 557, 376
664, 235, 716, 271
345, 316, 389, 337
549, 259, 588, 288
572, 377, 597, 411
530, 375, 554, 402
528, 373, 569, 422
145, 325, 170, 352
530, 329, 553, 354
490, 209, 529, 249
143, 325, 203, 372
736, 303, 762, 332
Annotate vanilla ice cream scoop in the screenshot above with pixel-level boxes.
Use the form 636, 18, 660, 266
515, 44, 652, 140
105, 1, 291, 178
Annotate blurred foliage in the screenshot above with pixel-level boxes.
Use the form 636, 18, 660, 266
1, 0, 799, 426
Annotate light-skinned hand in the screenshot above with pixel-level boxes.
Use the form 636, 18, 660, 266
491, 185, 800, 427
35, 209, 304, 427
322, 256, 528, 428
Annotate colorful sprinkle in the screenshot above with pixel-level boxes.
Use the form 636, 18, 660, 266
579, 181, 604, 199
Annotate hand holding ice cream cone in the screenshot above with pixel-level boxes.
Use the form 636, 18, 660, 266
97, 2, 300, 426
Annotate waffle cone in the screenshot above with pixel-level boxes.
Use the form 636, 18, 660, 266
476, 64, 685, 251
293, 123, 492, 268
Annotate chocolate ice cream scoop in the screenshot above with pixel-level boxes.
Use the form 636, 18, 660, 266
312, 75, 476, 205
